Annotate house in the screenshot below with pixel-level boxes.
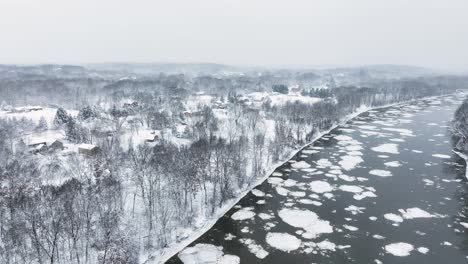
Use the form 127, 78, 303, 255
29, 143, 48, 154
123, 101, 138, 108
213, 101, 227, 109
78, 144, 100, 155
49, 140, 64, 151
182, 111, 192, 118
144, 130, 162, 143
174, 124, 189, 138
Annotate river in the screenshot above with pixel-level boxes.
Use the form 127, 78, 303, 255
167, 93, 468, 264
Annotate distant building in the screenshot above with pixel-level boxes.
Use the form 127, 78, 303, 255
144, 130, 161, 143
289, 85, 302, 95
78, 144, 100, 155
174, 124, 189, 138
29, 143, 48, 154
49, 140, 64, 151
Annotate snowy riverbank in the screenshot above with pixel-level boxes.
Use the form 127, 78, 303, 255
452, 150, 468, 180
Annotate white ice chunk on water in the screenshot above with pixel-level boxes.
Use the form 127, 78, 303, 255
251, 189, 265, 197
384, 161, 402, 167
371, 143, 399, 154
239, 238, 269, 259
432, 154, 451, 159
339, 185, 364, 193
309, 181, 334, 193
278, 208, 333, 238
399, 207, 443, 219
384, 213, 404, 223
291, 161, 311, 169
384, 242, 414, 257
231, 207, 255, 221
178, 243, 240, 264
417, 247, 429, 254
276, 186, 289, 196
339, 155, 364, 171
369, 169, 393, 177
265, 232, 301, 252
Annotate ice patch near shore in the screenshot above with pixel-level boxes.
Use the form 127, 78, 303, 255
265, 232, 301, 252
371, 144, 399, 154
231, 208, 255, 221
251, 189, 265, 197
291, 161, 311, 169
278, 208, 333, 238
384, 242, 414, 257
178, 243, 240, 264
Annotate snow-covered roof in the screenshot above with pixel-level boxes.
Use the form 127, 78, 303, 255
78, 143, 97, 150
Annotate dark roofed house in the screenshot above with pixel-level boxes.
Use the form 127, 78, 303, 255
78, 144, 100, 156
49, 140, 64, 151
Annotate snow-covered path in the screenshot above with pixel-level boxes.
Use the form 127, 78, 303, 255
168, 94, 468, 264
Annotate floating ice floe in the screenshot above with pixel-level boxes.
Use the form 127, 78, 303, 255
384, 242, 414, 257
272, 172, 283, 177
343, 225, 358, 231
371, 143, 399, 154
384, 213, 404, 223
345, 205, 365, 215
278, 208, 333, 238
239, 238, 269, 259
290, 191, 306, 197
268, 177, 283, 184
399, 207, 444, 219
265, 232, 302, 252
373, 234, 386, 240
276, 186, 289, 196
291, 161, 311, 169
384, 161, 402, 167
302, 149, 319, 155
339, 185, 363, 193
258, 213, 274, 220
251, 189, 265, 197
283, 179, 298, 187
417, 247, 429, 254
309, 181, 334, 193
316, 159, 333, 168
178, 243, 240, 264
231, 207, 255, 221
432, 154, 451, 159
338, 175, 356, 182
339, 155, 364, 171
382, 127, 414, 136
369, 169, 393, 177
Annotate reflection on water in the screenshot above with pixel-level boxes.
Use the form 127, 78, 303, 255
168, 94, 468, 264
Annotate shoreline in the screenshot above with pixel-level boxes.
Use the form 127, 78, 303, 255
146, 94, 454, 264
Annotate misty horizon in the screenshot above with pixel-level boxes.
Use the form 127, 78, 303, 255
1, 0, 468, 72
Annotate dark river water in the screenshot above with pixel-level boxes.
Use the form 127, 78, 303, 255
168, 93, 468, 264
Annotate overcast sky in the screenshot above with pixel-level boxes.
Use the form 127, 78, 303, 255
1, 0, 467, 71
